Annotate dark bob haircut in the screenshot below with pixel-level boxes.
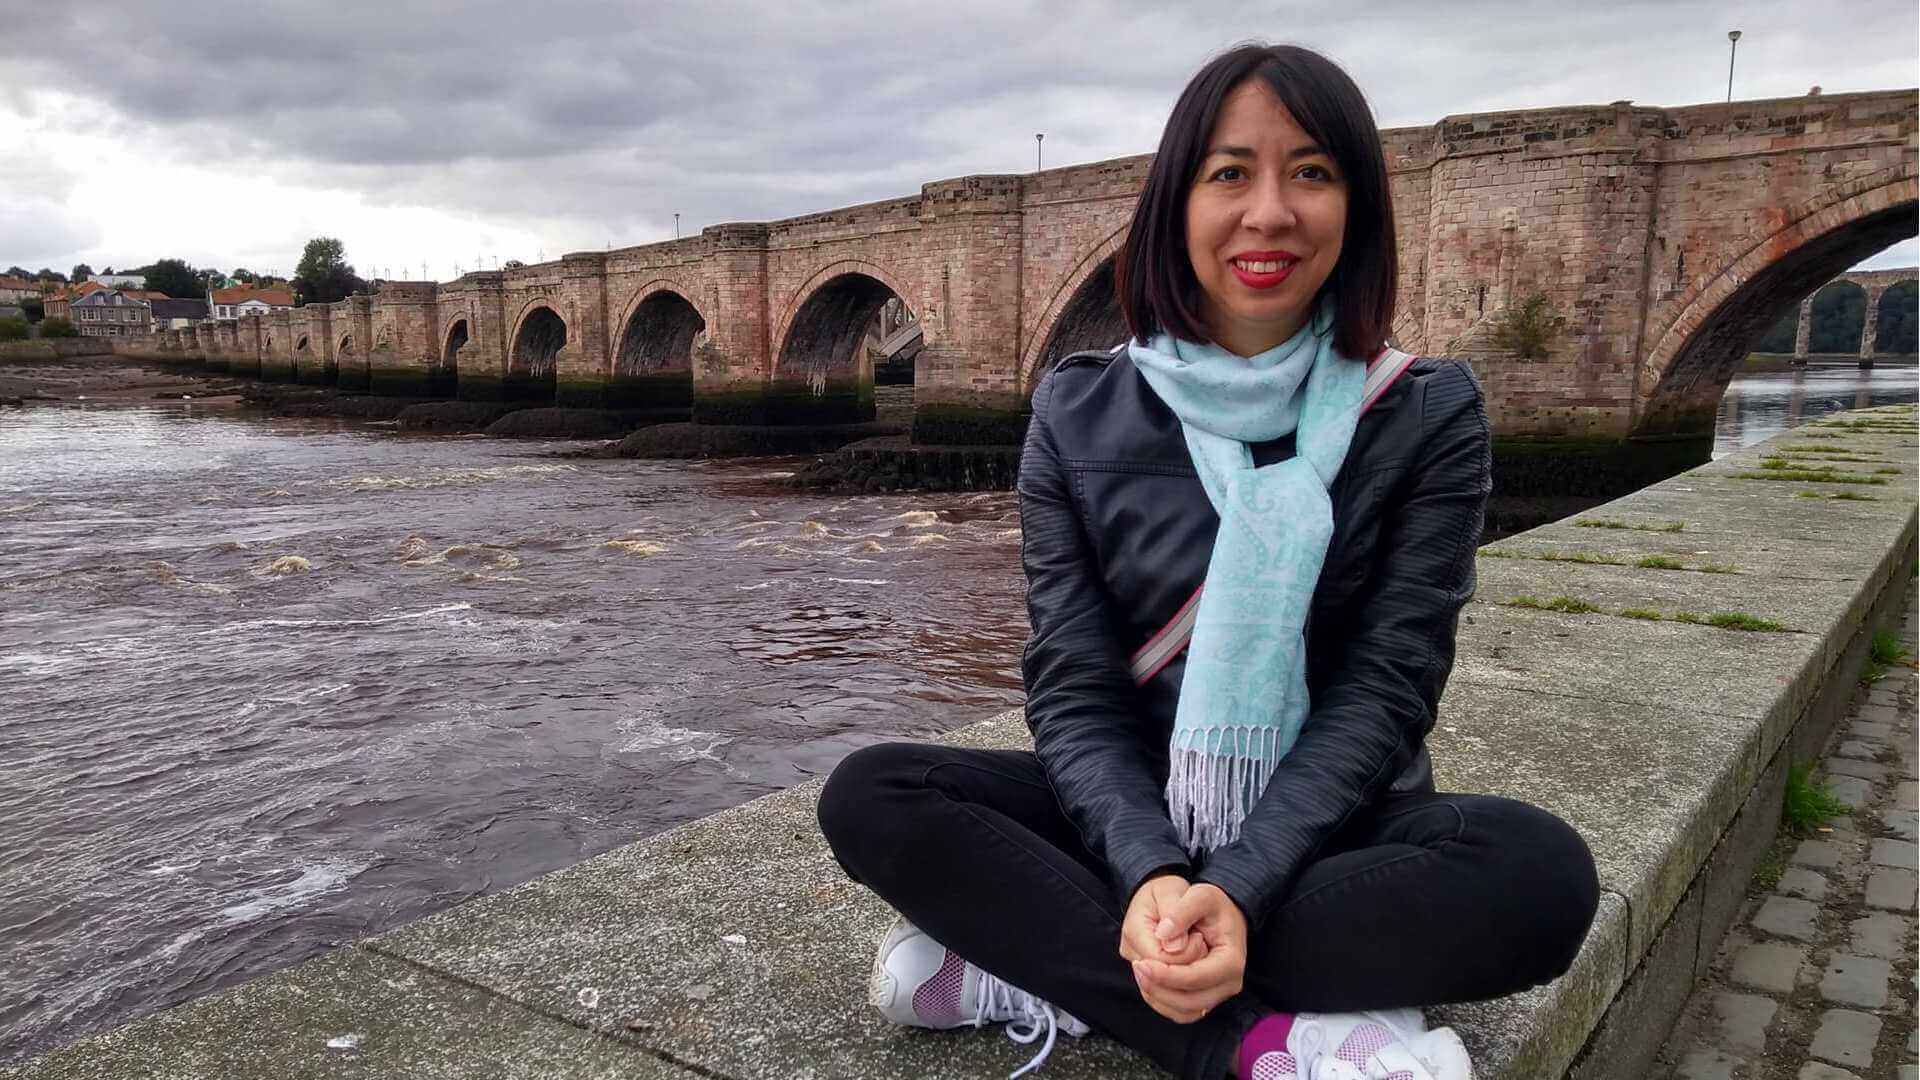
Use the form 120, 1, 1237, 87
1115, 42, 1397, 360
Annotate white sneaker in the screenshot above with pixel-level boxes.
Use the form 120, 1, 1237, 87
867, 915, 1089, 1077
1248, 1010, 1474, 1080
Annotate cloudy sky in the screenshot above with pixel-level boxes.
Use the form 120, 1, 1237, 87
2, 0, 1914, 282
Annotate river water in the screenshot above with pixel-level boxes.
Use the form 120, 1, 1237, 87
3, 363, 1915, 1062
0, 410, 1027, 1062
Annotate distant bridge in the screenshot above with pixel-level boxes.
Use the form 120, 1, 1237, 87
1790, 267, 1917, 360
128, 88, 1916, 453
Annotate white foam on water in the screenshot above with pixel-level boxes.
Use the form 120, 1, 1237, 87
601, 539, 666, 557
217, 860, 367, 926
735, 581, 775, 591
613, 714, 731, 761
826, 578, 890, 586
196, 602, 473, 635
332, 463, 579, 491
888, 511, 940, 527
907, 534, 950, 546
325, 1034, 362, 1051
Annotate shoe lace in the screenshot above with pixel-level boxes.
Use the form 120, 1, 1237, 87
973, 971, 1059, 1079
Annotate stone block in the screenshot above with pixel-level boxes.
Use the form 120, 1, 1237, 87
1835, 739, 1881, 760
1846, 912, 1911, 959
1897, 780, 1918, 809
1730, 942, 1806, 993
1712, 991, 1776, 1053
1752, 895, 1822, 940
1827, 775, 1875, 810
1851, 720, 1895, 741
2, 946, 685, 1080
1810, 1009, 1881, 1070
1792, 840, 1845, 868
1819, 953, 1893, 1008
1865, 867, 1917, 911
1779, 867, 1830, 901
1678, 1047, 1744, 1080
1826, 757, 1891, 781
1799, 1064, 1863, 1080
1885, 808, 1918, 841
1565, 890, 1695, 1080
1869, 838, 1915, 869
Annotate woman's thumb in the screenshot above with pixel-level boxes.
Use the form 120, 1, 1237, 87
1156, 889, 1205, 941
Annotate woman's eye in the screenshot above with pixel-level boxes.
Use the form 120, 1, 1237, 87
1210, 166, 1245, 182
1298, 164, 1333, 181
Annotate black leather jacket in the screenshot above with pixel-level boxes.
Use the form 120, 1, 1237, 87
1017, 345, 1492, 929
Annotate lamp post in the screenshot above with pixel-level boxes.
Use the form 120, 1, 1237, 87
1726, 30, 1742, 102
674, 213, 680, 239
1035, 133, 1044, 173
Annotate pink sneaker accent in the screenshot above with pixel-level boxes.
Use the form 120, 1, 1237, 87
910, 948, 968, 1027
1239, 1012, 1295, 1079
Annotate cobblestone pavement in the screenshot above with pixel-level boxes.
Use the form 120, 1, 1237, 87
1655, 599, 1919, 1080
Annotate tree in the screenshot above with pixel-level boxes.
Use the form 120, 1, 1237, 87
39, 317, 76, 338
4, 266, 28, 279
70, 262, 93, 283
100, 266, 114, 274
230, 268, 255, 284
0, 317, 27, 342
292, 237, 366, 305
35, 268, 61, 283
503, 259, 526, 270
136, 258, 203, 299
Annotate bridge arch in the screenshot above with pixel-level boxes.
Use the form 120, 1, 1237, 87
773, 259, 923, 421
436, 318, 467, 398
610, 280, 704, 409
508, 304, 566, 402
1022, 225, 1129, 394
1635, 165, 1917, 436
1874, 280, 1918, 354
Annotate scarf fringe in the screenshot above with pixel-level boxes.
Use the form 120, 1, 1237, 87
1165, 726, 1282, 855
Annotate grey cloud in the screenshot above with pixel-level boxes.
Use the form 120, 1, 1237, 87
4, 0, 1914, 270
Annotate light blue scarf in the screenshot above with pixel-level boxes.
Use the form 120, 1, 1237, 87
1127, 296, 1366, 854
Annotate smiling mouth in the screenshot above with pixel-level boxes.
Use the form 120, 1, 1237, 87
1229, 257, 1299, 290
1231, 257, 1298, 273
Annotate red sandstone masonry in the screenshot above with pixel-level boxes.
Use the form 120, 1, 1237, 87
130, 90, 1917, 438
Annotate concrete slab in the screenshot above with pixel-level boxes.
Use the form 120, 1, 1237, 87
368, 716, 1166, 1080
3, 945, 690, 1080
1426, 681, 1760, 963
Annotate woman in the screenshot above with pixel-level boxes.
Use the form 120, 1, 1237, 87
818, 42, 1599, 1080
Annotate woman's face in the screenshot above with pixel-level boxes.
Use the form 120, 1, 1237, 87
1184, 79, 1348, 357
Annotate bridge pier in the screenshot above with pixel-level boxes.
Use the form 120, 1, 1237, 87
1860, 283, 1888, 368
260, 310, 294, 381
369, 283, 443, 397
1794, 296, 1813, 363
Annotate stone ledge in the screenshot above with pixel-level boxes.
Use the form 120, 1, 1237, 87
11, 407, 1916, 1079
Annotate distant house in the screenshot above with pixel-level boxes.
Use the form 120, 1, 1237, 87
210, 284, 294, 320
0, 276, 38, 303
71, 288, 152, 337
149, 298, 209, 329
44, 280, 108, 322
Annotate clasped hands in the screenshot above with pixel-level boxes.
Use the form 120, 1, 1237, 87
1120, 872, 1249, 1024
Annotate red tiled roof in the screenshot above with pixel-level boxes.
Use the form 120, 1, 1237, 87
211, 284, 293, 307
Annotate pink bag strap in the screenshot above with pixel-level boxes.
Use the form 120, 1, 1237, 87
1127, 347, 1421, 687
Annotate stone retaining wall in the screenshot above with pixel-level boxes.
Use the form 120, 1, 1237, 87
11, 405, 1916, 1080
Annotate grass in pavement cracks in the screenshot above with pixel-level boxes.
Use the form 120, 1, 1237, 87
1783, 760, 1850, 836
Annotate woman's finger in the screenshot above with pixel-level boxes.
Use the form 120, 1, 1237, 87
1134, 951, 1242, 994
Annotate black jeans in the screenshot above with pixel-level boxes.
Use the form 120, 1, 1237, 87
817, 742, 1599, 1080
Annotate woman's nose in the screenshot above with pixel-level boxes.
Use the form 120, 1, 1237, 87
1240, 179, 1298, 233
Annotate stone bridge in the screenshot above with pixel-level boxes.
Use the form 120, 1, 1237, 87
130, 88, 1915, 452
1790, 266, 1918, 360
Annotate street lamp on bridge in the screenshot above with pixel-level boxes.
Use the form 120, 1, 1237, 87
1726, 30, 1742, 102
1036, 133, 1044, 173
